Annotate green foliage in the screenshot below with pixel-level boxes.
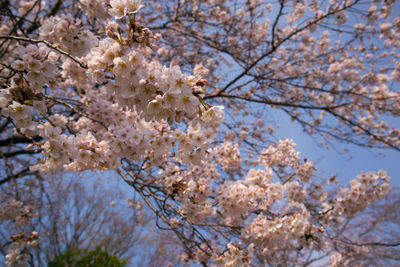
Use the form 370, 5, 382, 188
48, 247, 127, 267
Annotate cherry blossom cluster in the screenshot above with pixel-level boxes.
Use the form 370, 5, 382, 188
152, 136, 328, 264
259, 139, 315, 182
1, 100, 36, 133
40, 14, 98, 57
79, 0, 110, 20
241, 203, 324, 260
214, 142, 241, 173
212, 242, 252, 267
9, 44, 58, 94
327, 170, 391, 220
0, 4, 218, 177
87, 35, 205, 123
4, 231, 38, 267
17, 1, 43, 15
0, 199, 32, 227
284, 181, 306, 203
156, 108, 225, 224
0, 200, 38, 266
33, 100, 176, 172
109, 0, 144, 19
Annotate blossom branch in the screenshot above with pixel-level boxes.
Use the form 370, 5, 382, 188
0, 35, 87, 69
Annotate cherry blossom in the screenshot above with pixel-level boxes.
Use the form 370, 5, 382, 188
0, 0, 399, 266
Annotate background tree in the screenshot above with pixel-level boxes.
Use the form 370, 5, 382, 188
48, 247, 127, 267
0, 172, 141, 265
0, 0, 399, 266
0, 171, 185, 266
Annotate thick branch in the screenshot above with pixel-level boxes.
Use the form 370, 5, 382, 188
0, 136, 42, 147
